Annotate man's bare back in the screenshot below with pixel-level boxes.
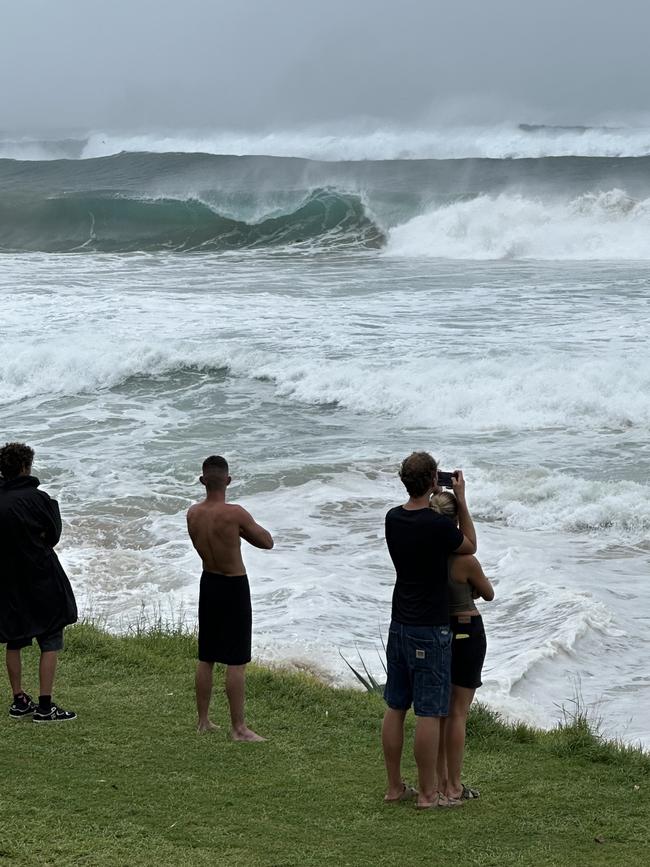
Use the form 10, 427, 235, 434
187, 455, 273, 741
187, 500, 271, 576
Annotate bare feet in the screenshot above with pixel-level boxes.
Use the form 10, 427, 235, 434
416, 792, 440, 809
230, 725, 266, 742
384, 783, 418, 803
197, 719, 220, 734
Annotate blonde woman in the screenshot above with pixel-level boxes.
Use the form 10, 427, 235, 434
430, 490, 494, 801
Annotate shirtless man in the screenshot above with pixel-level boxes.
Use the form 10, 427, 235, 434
186, 455, 273, 740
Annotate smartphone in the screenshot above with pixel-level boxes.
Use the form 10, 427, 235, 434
437, 471, 457, 488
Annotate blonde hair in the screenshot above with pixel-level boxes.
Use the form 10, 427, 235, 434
429, 490, 458, 521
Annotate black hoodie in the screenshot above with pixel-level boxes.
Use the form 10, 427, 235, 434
0, 475, 77, 643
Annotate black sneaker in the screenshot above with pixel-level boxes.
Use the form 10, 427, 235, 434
9, 693, 37, 719
32, 703, 77, 723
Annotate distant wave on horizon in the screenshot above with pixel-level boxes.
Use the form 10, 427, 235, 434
3, 122, 650, 162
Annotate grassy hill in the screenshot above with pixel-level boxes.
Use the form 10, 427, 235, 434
1, 624, 648, 866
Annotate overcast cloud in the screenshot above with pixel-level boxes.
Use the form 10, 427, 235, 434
1, 0, 649, 133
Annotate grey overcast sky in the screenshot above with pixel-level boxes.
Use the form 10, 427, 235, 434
1, 0, 649, 133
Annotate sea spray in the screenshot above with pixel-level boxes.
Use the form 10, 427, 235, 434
385, 190, 650, 260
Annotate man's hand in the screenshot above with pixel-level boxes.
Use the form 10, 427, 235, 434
451, 469, 466, 503
451, 470, 477, 554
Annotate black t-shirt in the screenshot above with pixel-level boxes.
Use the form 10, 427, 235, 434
385, 506, 465, 626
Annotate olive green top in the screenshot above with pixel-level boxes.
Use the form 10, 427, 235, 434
448, 572, 478, 615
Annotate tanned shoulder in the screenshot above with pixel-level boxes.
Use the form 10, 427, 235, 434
450, 553, 479, 581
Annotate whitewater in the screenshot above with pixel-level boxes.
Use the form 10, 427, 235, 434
1, 127, 649, 748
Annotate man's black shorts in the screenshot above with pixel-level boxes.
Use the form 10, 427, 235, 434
5, 629, 64, 653
450, 614, 486, 689
198, 571, 252, 665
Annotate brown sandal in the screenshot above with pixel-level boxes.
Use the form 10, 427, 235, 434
415, 792, 462, 810
437, 792, 464, 808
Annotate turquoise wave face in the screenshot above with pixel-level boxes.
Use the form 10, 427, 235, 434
0, 189, 385, 253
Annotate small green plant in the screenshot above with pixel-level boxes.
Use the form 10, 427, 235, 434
125, 600, 193, 638
339, 633, 387, 694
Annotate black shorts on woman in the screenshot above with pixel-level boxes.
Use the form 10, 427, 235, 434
450, 613, 486, 689
197, 571, 252, 665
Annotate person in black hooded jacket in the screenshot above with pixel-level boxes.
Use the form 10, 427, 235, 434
0, 442, 77, 722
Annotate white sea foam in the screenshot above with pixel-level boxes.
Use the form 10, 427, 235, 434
76, 125, 650, 161
246, 352, 650, 433
8, 339, 648, 541
2, 327, 649, 440
0, 338, 223, 407
471, 473, 650, 538
386, 189, 650, 260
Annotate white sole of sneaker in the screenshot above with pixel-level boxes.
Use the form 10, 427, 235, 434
32, 716, 77, 723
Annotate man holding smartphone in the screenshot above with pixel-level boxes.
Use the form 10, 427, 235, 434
382, 451, 476, 808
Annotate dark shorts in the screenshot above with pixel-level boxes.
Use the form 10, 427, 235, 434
383, 620, 452, 717
198, 571, 252, 665
5, 629, 64, 653
450, 614, 486, 689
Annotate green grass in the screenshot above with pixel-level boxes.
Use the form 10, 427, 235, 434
1, 624, 648, 867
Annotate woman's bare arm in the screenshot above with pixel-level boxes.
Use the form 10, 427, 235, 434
465, 556, 494, 601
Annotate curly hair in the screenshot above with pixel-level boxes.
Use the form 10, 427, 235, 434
0, 442, 35, 481
429, 490, 458, 520
399, 451, 437, 497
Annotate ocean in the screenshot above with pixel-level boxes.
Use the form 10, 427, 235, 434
1, 124, 649, 747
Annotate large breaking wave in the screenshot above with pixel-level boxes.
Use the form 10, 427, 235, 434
0, 189, 383, 253
4, 146, 650, 257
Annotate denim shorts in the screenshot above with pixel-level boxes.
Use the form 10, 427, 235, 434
383, 620, 452, 717
6, 630, 64, 653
